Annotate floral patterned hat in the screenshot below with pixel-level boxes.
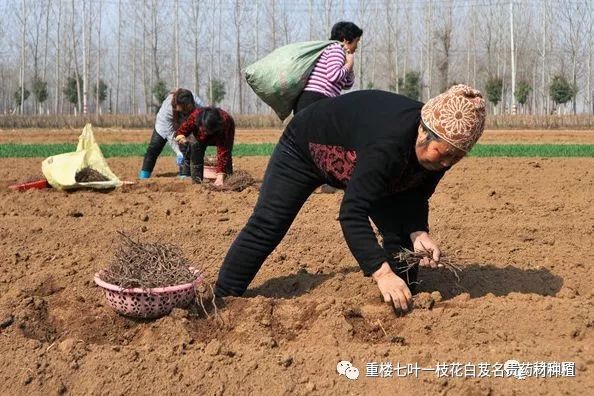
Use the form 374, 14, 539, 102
421, 84, 487, 153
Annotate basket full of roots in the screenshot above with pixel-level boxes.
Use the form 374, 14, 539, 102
94, 232, 216, 319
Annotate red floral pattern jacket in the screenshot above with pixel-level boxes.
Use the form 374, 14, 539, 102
176, 108, 235, 174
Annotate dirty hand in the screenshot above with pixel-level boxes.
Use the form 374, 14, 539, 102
372, 262, 412, 314
174, 134, 187, 145
410, 231, 442, 268
214, 173, 225, 187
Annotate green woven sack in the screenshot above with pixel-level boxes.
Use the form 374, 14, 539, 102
245, 40, 336, 121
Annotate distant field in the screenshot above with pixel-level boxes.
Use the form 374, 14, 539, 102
1, 128, 594, 145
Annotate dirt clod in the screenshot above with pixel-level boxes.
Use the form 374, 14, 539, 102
414, 293, 435, 309
0, 314, 14, 329
205, 340, 222, 356
75, 167, 110, 182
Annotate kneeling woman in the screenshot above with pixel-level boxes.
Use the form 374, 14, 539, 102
215, 85, 486, 313
175, 107, 235, 187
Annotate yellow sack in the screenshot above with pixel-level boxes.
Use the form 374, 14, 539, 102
41, 123, 122, 190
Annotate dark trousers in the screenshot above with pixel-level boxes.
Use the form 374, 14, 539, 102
215, 129, 419, 297
141, 129, 167, 173
293, 91, 328, 114
183, 141, 233, 181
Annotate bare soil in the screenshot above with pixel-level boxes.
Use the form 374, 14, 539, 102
0, 128, 282, 144
0, 131, 593, 395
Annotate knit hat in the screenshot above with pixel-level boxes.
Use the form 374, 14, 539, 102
421, 84, 487, 152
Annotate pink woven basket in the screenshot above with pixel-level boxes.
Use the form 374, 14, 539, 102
94, 267, 203, 319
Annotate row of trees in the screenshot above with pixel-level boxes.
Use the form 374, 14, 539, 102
11, 68, 577, 116
13, 76, 227, 115
0, 0, 592, 116
484, 74, 578, 114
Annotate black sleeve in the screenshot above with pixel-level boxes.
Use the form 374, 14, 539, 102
338, 143, 408, 276
395, 169, 447, 236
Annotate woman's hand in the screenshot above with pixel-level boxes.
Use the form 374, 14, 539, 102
214, 173, 225, 187
410, 231, 442, 268
345, 52, 355, 71
372, 262, 412, 314
174, 134, 187, 145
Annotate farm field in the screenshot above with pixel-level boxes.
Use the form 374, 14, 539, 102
0, 127, 594, 145
0, 129, 592, 395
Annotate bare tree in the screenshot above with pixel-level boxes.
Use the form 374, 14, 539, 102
174, 0, 179, 88
81, 0, 89, 114
95, 0, 102, 115
278, 1, 294, 46
141, 2, 149, 112
18, 0, 28, 114
385, 0, 399, 91
585, 0, 594, 114
324, 0, 334, 33
509, 0, 516, 114
115, 0, 122, 114
41, 0, 51, 114
232, 0, 246, 113
436, 1, 453, 93
2, 0, 594, 116
557, 1, 588, 114
267, 0, 278, 52
191, 0, 203, 96
423, 0, 434, 99
53, 0, 62, 114
151, 0, 161, 83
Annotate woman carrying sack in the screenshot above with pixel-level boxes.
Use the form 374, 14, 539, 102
293, 21, 363, 114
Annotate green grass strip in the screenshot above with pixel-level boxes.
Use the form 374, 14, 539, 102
468, 144, 594, 157
0, 143, 592, 158
0, 143, 276, 158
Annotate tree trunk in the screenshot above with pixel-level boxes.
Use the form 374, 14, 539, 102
192, 0, 201, 97
174, 0, 180, 88
510, 1, 516, 114
20, 0, 26, 114
585, 1, 594, 114
115, 0, 121, 114
234, 0, 244, 113
42, 0, 51, 114
151, 0, 160, 83
71, 0, 82, 114
82, 0, 88, 114
96, 0, 102, 115
54, 0, 62, 114
142, 3, 149, 112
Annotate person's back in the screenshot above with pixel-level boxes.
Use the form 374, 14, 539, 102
302, 42, 355, 98
291, 90, 424, 152
293, 21, 363, 114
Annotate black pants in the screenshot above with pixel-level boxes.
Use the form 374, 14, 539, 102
293, 91, 328, 114
141, 129, 168, 173
214, 128, 419, 297
183, 141, 233, 181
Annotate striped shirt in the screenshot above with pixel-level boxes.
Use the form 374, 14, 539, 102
303, 42, 355, 98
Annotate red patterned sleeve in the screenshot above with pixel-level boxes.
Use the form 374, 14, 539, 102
176, 108, 199, 137
215, 111, 235, 174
